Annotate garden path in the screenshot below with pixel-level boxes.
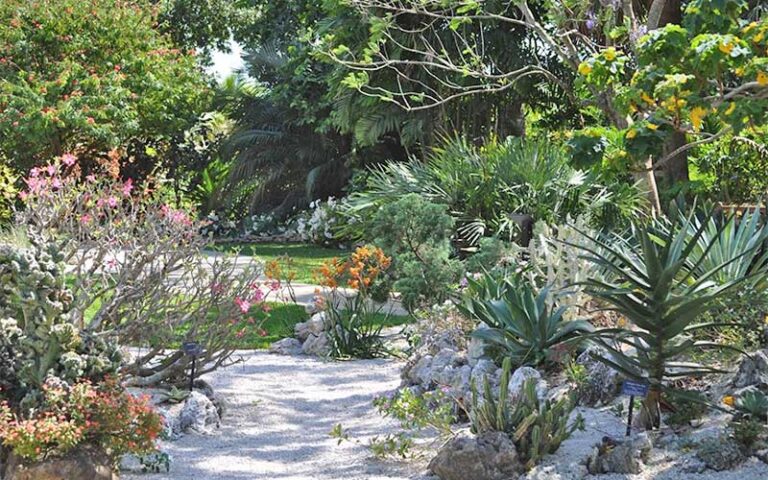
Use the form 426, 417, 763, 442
123, 351, 430, 480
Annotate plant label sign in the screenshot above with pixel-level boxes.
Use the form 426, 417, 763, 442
182, 341, 203, 358
621, 380, 649, 397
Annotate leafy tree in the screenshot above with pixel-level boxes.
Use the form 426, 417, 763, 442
0, 0, 210, 169
156, 0, 257, 53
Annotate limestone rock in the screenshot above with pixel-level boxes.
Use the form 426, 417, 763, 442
428, 432, 523, 480
269, 337, 303, 355
302, 333, 330, 357
509, 366, 547, 401
178, 391, 221, 434
5, 447, 117, 480
294, 312, 328, 343
467, 324, 492, 367
733, 349, 768, 390
586, 434, 652, 475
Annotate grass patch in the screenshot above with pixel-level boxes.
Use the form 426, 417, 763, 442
207, 242, 345, 283
236, 302, 413, 349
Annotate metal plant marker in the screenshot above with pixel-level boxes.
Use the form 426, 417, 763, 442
621, 380, 649, 436
182, 341, 203, 392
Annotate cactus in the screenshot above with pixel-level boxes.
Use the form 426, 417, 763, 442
470, 357, 584, 470
0, 236, 121, 412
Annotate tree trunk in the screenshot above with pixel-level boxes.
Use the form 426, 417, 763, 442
657, 130, 689, 191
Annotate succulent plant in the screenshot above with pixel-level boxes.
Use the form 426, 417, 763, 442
0, 238, 121, 412
470, 357, 584, 469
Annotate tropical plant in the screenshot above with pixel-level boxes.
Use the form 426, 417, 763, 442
572, 210, 766, 428
459, 275, 593, 367
470, 357, 584, 470
0, 160, 16, 223
317, 245, 393, 358
342, 137, 644, 245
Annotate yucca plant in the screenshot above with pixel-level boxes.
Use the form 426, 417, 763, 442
459, 274, 593, 367
572, 210, 766, 428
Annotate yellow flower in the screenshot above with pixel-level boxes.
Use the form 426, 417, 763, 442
626, 128, 637, 139
641, 92, 655, 105
578, 62, 593, 76
723, 395, 735, 407
724, 102, 736, 115
647, 123, 658, 131
755, 31, 765, 43
719, 41, 734, 55
603, 48, 617, 61
690, 106, 707, 131
744, 22, 758, 34
735, 67, 745, 77
616, 317, 628, 328
757, 71, 768, 86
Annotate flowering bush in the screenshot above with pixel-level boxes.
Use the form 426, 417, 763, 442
16, 154, 272, 386
200, 210, 237, 238
0, 378, 162, 463
291, 197, 345, 245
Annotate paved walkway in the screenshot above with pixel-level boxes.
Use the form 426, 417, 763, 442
123, 352, 429, 480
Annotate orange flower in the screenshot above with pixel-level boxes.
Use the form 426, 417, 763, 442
723, 395, 735, 407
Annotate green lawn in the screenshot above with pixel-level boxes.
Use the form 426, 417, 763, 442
237, 302, 413, 349
209, 242, 345, 283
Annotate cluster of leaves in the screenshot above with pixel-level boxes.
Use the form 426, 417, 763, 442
460, 273, 593, 368
0, 378, 162, 462
0, 0, 210, 168
0, 160, 17, 223
369, 194, 463, 312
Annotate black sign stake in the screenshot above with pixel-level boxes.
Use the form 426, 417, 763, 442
182, 341, 202, 392
626, 395, 635, 437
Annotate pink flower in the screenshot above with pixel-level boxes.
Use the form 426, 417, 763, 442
86, 174, 97, 183
18, 190, 28, 201
25, 177, 42, 193
258, 328, 268, 337
261, 304, 272, 313
211, 283, 225, 295
51, 178, 62, 189
46, 164, 56, 176
235, 329, 246, 339
86, 117, 95, 124
234, 297, 251, 314
29, 167, 40, 178
269, 280, 281, 291
122, 178, 133, 196
251, 287, 265, 302
61, 153, 77, 166
79, 214, 92, 224
107, 196, 118, 208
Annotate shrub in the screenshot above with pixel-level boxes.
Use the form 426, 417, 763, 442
0, 161, 16, 223
370, 194, 462, 311
470, 357, 583, 470
16, 155, 272, 386
0, 378, 162, 463
291, 197, 345, 245
459, 273, 593, 368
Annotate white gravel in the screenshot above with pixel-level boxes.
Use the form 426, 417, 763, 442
123, 351, 429, 480
124, 352, 768, 480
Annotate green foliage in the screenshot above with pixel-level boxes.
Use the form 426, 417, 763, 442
325, 295, 387, 359
0, 160, 17, 223
735, 390, 768, 421
470, 357, 584, 470
574, 210, 765, 428
370, 194, 462, 311
345, 136, 644, 246
459, 274, 593, 367
0, 0, 210, 168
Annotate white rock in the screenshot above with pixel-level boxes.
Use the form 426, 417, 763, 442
178, 391, 220, 435
302, 333, 330, 357
269, 338, 303, 355
508, 366, 547, 401
294, 312, 328, 342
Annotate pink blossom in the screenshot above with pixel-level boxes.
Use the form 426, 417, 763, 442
25, 177, 42, 193
29, 167, 40, 178
18, 191, 28, 201
107, 196, 118, 208
46, 164, 56, 176
269, 280, 281, 291
235, 329, 246, 339
79, 214, 92, 224
258, 328, 268, 337
211, 283, 225, 295
234, 297, 251, 314
122, 178, 133, 196
261, 304, 272, 313
86, 174, 97, 183
61, 153, 77, 166
106, 258, 117, 269
251, 287, 265, 302
51, 178, 62, 189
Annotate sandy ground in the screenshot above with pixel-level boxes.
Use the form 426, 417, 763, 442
123, 351, 428, 480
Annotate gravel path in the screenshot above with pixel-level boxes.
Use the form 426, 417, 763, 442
124, 352, 427, 480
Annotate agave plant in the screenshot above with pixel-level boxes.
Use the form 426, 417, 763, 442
459, 275, 593, 367
572, 210, 766, 428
